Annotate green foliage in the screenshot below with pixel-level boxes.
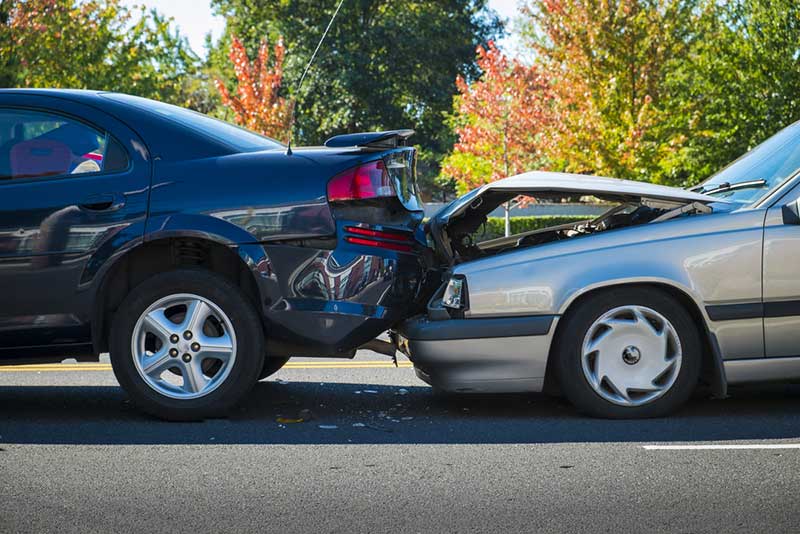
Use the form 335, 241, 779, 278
519, 0, 701, 185
0, 1, 15, 88
209, 0, 503, 199
658, 0, 800, 186
445, 0, 800, 190
2, 0, 201, 107
474, 215, 588, 240
5, 0, 796, 198
441, 149, 496, 195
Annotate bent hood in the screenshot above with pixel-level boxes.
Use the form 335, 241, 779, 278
434, 171, 723, 223
428, 171, 727, 265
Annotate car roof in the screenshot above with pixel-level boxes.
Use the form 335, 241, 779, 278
0, 88, 108, 103
0, 89, 234, 160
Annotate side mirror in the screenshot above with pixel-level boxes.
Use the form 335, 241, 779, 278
782, 198, 800, 225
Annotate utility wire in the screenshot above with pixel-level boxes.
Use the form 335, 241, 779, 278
286, 0, 346, 155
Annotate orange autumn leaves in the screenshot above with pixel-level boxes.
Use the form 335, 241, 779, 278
214, 36, 294, 142
442, 41, 562, 196
445, 0, 695, 194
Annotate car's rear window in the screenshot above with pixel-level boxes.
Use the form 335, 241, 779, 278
100, 93, 284, 153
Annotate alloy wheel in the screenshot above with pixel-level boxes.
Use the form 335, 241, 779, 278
131, 293, 237, 400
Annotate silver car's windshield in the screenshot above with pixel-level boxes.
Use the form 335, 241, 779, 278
698, 120, 800, 204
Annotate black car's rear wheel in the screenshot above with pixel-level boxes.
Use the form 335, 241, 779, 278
555, 287, 701, 418
110, 269, 264, 421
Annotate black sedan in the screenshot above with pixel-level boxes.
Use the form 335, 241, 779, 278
0, 89, 430, 420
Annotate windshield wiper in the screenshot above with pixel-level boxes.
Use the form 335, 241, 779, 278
695, 179, 767, 195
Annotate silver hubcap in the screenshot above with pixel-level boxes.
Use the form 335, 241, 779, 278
131, 293, 237, 400
581, 305, 682, 407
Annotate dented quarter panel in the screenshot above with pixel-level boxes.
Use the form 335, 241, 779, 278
455, 208, 767, 360
260, 243, 425, 351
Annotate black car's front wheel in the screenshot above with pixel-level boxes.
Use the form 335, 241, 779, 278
555, 287, 701, 418
110, 269, 265, 421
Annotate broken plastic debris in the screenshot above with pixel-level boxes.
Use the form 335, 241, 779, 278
277, 417, 304, 424
318, 425, 338, 430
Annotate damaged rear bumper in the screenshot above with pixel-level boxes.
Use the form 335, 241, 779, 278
395, 313, 559, 393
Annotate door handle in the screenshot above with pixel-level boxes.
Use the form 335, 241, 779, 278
79, 193, 126, 212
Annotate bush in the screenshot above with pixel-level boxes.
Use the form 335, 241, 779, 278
476, 216, 588, 240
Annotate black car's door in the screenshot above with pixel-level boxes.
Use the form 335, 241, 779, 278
0, 94, 150, 359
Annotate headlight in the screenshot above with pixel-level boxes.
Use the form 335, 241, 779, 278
442, 277, 465, 309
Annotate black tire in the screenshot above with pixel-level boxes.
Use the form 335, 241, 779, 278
110, 268, 265, 421
554, 287, 701, 418
259, 356, 290, 380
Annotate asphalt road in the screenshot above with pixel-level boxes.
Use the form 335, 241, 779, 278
1, 352, 799, 534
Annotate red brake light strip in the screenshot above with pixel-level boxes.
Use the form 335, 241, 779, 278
344, 236, 413, 253
345, 225, 413, 242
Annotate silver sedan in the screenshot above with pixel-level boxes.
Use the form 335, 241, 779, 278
397, 119, 800, 418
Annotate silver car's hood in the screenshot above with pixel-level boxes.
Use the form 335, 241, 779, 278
435, 171, 722, 222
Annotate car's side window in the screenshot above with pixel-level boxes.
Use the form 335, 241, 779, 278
0, 108, 129, 181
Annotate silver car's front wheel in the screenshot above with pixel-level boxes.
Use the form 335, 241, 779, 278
580, 305, 682, 407
556, 287, 700, 418
132, 294, 237, 400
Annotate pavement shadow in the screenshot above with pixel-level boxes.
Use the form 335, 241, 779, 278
1, 381, 799, 445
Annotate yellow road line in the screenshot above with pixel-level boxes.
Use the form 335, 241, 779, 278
0, 361, 414, 373
0, 366, 113, 373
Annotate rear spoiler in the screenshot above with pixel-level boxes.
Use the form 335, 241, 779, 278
324, 129, 415, 149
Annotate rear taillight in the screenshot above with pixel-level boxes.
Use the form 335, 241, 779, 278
343, 225, 415, 253
327, 160, 396, 202
345, 225, 412, 240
